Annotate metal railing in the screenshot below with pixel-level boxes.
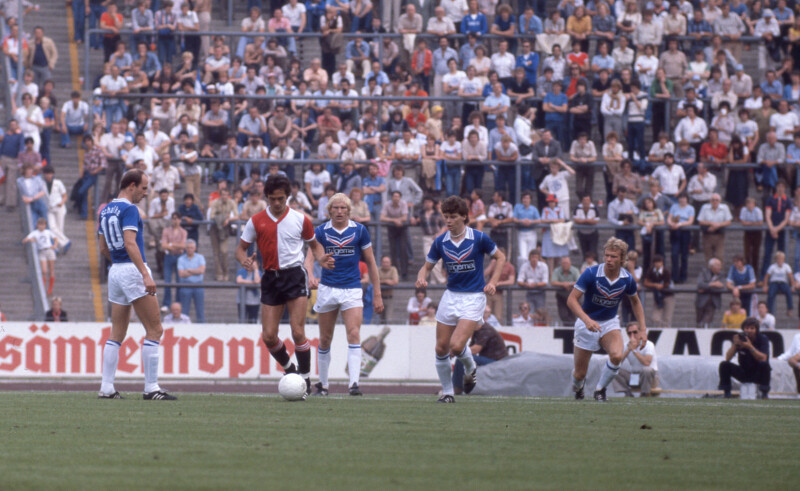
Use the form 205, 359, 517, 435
156, 280, 775, 328
19, 197, 50, 321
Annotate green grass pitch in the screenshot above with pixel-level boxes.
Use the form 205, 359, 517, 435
0, 392, 796, 489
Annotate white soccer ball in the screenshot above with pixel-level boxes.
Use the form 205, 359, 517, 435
278, 373, 307, 401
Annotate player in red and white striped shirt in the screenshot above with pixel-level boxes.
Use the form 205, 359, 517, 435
236, 175, 333, 396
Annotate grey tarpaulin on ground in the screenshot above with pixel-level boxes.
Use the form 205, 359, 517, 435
470, 352, 798, 397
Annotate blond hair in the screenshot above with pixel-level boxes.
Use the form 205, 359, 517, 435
603, 237, 629, 258
326, 192, 352, 215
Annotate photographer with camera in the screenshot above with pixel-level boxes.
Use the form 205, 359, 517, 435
718, 317, 771, 399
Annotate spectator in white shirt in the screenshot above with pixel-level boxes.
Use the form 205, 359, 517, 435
651, 153, 686, 201
770, 99, 800, 144
673, 105, 708, 148
764, 251, 796, 316
755, 300, 776, 330
517, 248, 549, 311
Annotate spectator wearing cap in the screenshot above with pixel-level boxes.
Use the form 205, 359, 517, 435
731, 64, 752, 99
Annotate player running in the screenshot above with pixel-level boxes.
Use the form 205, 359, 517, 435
236, 175, 333, 398
567, 237, 647, 401
416, 196, 506, 403
305, 193, 384, 396
97, 169, 176, 400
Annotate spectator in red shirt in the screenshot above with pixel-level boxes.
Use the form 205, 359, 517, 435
699, 128, 728, 171
410, 38, 433, 93
404, 81, 429, 114
405, 103, 427, 129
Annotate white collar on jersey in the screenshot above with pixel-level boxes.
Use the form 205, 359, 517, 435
324, 219, 356, 231
112, 198, 132, 204
444, 226, 474, 244
596, 263, 630, 285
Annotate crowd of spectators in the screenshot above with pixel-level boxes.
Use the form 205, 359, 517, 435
9, 0, 800, 327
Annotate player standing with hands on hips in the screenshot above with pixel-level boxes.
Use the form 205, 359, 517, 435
305, 193, 384, 396
567, 237, 647, 401
416, 196, 506, 403
236, 175, 334, 397
97, 169, 176, 400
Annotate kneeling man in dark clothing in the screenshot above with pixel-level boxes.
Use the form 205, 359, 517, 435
719, 317, 771, 399
453, 307, 509, 394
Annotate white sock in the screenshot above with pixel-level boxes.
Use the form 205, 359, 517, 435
571, 373, 585, 392
100, 340, 120, 395
435, 354, 454, 396
347, 344, 362, 387
318, 346, 331, 389
596, 361, 620, 391
142, 339, 161, 394
456, 346, 476, 374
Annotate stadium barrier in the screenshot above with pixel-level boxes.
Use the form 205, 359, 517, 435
1, 322, 796, 395
156, 279, 769, 329
18, 198, 49, 321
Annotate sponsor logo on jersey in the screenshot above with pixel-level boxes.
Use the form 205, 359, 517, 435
591, 282, 627, 307
591, 295, 621, 307
446, 261, 476, 273
325, 232, 356, 256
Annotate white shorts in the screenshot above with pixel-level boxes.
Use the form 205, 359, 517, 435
573, 317, 621, 352
435, 290, 486, 326
314, 284, 363, 313
108, 262, 153, 306
38, 249, 56, 261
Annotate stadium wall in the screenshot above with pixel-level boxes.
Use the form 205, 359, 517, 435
0, 323, 797, 384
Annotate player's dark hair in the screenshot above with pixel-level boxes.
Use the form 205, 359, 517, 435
120, 169, 145, 190
440, 195, 469, 221
183, 193, 194, 201
264, 174, 292, 196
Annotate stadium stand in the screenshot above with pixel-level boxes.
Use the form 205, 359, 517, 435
5, 0, 800, 329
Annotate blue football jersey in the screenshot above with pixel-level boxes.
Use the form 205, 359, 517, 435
316, 220, 371, 289
574, 264, 637, 321
426, 227, 497, 293
98, 198, 146, 264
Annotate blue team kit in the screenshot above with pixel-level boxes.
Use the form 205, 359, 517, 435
315, 220, 372, 289
426, 228, 497, 293
97, 198, 146, 264
574, 264, 638, 321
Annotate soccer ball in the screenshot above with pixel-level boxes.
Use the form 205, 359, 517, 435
278, 373, 307, 401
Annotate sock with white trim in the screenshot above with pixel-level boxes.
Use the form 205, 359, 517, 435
596, 361, 620, 391
571, 372, 585, 392
266, 339, 293, 369
347, 344, 362, 387
100, 340, 120, 395
295, 340, 311, 378
317, 346, 331, 389
435, 354, 454, 396
142, 339, 162, 394
456, 345, 476, 375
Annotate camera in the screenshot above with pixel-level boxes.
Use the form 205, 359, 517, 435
737, 332, 748, 343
